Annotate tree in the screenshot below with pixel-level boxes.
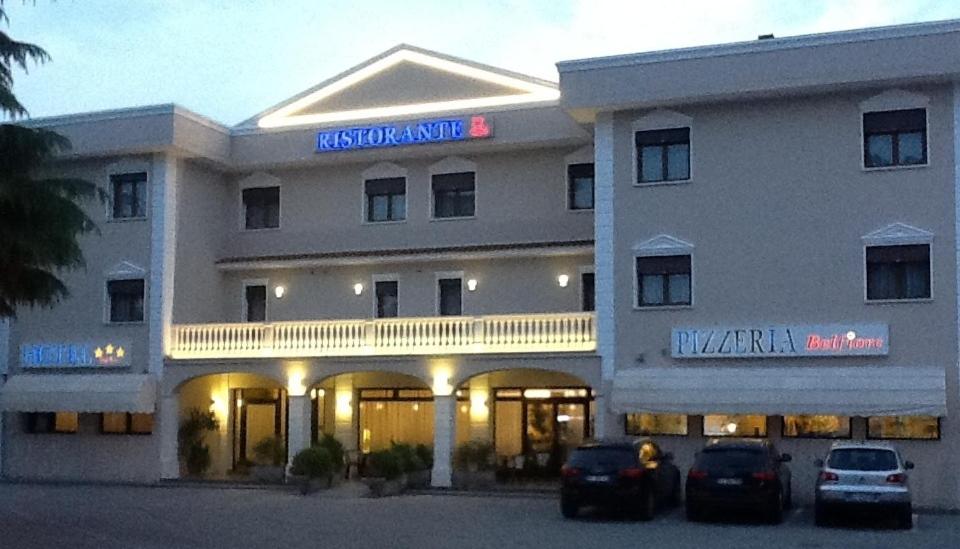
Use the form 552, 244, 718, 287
0, 1, 103, 318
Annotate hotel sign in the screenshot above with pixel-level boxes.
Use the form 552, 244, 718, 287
20, 340, 132, 368
671, 324, 888, 359
316, 115, 492, 152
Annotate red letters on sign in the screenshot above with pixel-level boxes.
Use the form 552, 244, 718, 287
469, 116, 491, 138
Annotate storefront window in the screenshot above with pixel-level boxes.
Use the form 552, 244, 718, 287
625, 413, 688, 436
23, 412, 78, 434
867, 416, 940, 440
359, 399, 433, 453
703, 414, 767, 437
782, 415, 850, 438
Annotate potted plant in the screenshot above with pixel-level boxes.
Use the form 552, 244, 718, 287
453, 440, 496, 489
250, 436, 286, 483
390, 442, 431, 488
316, 434, 346, 481
178, 408, 219, 478
290, 445, 334, 495
362, 448, 404, 497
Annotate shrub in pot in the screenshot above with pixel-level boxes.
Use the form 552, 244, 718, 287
453, 440, 496, 489
415, 444, 433, 470
290, 446, 333, 495
178, 408, 218, 477
251, 436, 286, 483
316, 434, 345, 474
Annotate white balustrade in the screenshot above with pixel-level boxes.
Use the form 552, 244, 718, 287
168, 312, 595, 359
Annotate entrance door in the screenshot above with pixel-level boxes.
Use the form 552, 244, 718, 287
523, 400, 589, 475
245, 404, 278, 465
232, 388, 285, 468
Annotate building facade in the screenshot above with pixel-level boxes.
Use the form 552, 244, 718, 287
2, 21, 960, 508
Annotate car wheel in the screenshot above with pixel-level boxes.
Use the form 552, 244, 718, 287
560, 497, 578, 519
766, 491, 784, 524
896, 504, 913, 530
638, 488, 656, 521
814, 502, 828, 527
685, 500, 703, 522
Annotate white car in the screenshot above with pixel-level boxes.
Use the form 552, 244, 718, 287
814, 441, 913, 528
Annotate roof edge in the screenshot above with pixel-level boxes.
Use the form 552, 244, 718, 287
19, 103, 230, 134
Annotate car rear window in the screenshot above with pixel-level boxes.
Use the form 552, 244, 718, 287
827, 449, 898, 471
567, 448, 636, 468
696, 449, 766, 471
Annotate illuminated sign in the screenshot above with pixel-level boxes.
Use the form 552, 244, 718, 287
671, 324, 888, 358
316, 115, 492, 153
20, 340, 132, 368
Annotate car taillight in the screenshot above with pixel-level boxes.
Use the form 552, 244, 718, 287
886, 473, 906, 484
619, 467, 645, 479
819, 471, 839, 482
752, 471, 777, 482
688, 469, 708, 480
560, 466, 581, 478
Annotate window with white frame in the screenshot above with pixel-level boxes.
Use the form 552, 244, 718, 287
635, 128, 690, 183
432, 172, 475, 218
365, 177, 406, 222
567, 163, 594, 210
375, 278, 399, 318
108, 279, 145, 323
636, 255, 691, 307
866, 244, 930, 300
437, 277, 463, 316
863, 109, 927, 168
242, 187, 280, 230
243, 281, 268, 322
580, 270, 595, 312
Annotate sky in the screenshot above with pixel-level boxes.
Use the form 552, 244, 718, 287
4, 0, 960, 126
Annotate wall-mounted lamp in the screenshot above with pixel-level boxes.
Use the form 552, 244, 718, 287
557, 274, 570, 288
353, 283, 364, 296
466, 278, 478, 292
274, 285, 286, 299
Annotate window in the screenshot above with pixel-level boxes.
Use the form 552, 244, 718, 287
432, 172, 475, 218
625, 413, 687, 436
101, 413, 154, 435
23, 412, 78, 434
581, 271, 595, 312
867, 416, 939, 440
365, 177, 406, 222
375, 280, 398, 318
866, 244, 930, 300
703, 414, 767, 437
244, 283, 267, 322
782, 415, 851, 439
636, 255, 691, 307
108, 279, 145, 323
438, 278, 462, 316
110, 172, 148, 219
242, 186, 280, 230
635, 128, 690, 183
567, 163, 594, 210
863, 109, 927, 168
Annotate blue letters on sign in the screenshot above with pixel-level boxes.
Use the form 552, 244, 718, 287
316, 116, 489, 153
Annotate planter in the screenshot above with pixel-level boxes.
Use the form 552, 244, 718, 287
288, 474, 335, 495
452, 470, 496, 490
250, 465, 285, 484
363, 477, 405, 497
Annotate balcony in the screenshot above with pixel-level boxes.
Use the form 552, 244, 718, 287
168, 312, 596, 359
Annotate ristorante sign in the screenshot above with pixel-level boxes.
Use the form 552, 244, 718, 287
316, 115, 493, 153
671, 324, 889, 359
20, 340, 132, 368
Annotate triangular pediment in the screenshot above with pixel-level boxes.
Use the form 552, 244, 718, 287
105, 260, 147, 279
633, 234, 694, 256
250, 45, 559, 129
862, 223, 934, 246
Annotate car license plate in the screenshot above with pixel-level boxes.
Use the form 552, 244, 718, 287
848, 493, 878, 503
585, 475, 611, 482
716, 478, 743, 486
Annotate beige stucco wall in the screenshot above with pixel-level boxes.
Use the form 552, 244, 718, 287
603, 84, 959, 508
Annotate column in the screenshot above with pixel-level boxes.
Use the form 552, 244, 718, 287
334, 375, 357, 452
431, 394, 455, 488
287, 395, 312, 476
148, 154, 178, 375
593, 111, 617, 439
468, 375, 491, 442
159, 393, 180, 479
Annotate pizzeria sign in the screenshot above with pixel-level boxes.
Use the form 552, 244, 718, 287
671, 324, 888, 359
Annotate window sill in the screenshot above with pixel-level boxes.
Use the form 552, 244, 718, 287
362, 219, 407, 226
241, 227, 282, 233
567, 207, 594, 213
633, 179, 692, 188
633, 304, 693, 311
106, 216, 148, 223
862, 163, 928, 173
104, 321, 146, 326
430, 216, 477, 222
865, 298, 933, 305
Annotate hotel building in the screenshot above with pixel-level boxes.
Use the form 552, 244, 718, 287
2, 19, 960, 508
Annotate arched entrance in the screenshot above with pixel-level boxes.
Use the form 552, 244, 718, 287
457, 369, 593, 479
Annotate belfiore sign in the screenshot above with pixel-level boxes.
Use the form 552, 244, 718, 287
20, 341, 132, 368
671, 324, 888, 359
316, 115, 492, 152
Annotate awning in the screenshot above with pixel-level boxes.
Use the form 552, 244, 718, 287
611, 366, 946, 417
0, 374, 157, 413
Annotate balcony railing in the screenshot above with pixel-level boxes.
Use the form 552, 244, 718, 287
168, 312, 596, 359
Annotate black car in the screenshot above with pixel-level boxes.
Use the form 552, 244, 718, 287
685, 439, 792, 524
559, 439, 681, 520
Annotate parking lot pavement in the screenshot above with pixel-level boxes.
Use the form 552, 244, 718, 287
0, 483, 957, 549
